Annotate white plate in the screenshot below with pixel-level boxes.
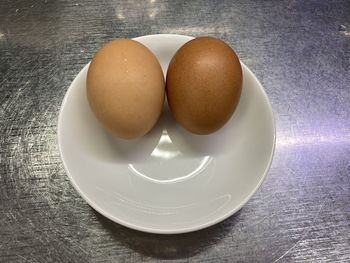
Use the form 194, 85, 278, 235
58, 34, 275, 234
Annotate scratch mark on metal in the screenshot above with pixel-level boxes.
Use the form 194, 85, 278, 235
17, 255, 35, 263
274, 201, 327, 262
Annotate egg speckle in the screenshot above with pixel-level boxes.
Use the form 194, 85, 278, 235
87, 39, 165, 139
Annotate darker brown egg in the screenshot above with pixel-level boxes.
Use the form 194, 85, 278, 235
166, 37, 243, 135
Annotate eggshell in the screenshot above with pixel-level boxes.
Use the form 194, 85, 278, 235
166, 37, 243, 135
87, 39, 165, 139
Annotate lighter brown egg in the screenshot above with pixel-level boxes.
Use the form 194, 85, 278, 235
87, 39, 165, 139
166, 37, 243, 135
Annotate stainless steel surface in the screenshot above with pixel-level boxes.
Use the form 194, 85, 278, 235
1, 0, 349, 262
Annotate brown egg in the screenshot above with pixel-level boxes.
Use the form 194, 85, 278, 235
87, 39, 165, 139
166, 37, 243, 135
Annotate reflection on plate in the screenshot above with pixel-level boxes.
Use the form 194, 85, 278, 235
58, 34, 275, 234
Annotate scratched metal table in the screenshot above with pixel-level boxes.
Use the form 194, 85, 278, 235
1, 0, 349, 262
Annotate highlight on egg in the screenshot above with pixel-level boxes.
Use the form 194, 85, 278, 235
166, 36, 243, 135
86, 39, 165, 139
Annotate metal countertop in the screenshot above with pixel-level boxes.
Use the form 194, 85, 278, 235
0, 0, 349, 262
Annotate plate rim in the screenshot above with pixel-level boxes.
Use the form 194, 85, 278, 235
57, 34, 276, 234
